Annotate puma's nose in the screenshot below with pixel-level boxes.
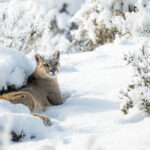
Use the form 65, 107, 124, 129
52, 69, 55, 72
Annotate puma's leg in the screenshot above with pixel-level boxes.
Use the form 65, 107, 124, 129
0, 91, 35, 112
47, 93, 62, 106
31, 113, 51, 126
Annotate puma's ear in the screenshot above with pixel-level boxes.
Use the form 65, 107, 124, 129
53, 50, 60, 60
35, 53, 44, 64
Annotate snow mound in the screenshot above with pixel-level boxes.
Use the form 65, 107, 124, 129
0, 100, 50, 142
0, 47, 34, 90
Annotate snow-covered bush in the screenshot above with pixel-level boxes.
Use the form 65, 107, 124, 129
120, 45, 150, 115
69, 0, 150, 52
0, 0, 85, 54
0, 1, 44, 53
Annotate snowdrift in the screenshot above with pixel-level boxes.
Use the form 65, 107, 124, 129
0, 47, 33, 90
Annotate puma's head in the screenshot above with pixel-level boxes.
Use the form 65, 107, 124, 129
34, 51, 60, 79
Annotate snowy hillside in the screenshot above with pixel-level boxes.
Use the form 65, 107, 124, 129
1, 0, 150, 150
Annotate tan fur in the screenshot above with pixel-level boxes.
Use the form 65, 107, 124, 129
0, 51, 62, 126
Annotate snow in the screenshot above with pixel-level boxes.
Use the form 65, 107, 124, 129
0, 100, 51, 144
0, 39, 149, 150
0, 47, 33, 90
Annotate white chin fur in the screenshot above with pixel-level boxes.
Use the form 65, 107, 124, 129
48, 72, 57, 79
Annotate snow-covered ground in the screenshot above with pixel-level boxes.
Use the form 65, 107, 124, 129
0, 39, 149, 150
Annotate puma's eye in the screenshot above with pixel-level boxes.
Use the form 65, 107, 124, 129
44, 64, 49, 68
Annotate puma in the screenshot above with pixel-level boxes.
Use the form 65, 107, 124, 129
0, 51, 62, 126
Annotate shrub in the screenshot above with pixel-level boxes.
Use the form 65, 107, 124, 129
69, 0, 150, 52
0, 0, 84, 53
120, 46, 150, 114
